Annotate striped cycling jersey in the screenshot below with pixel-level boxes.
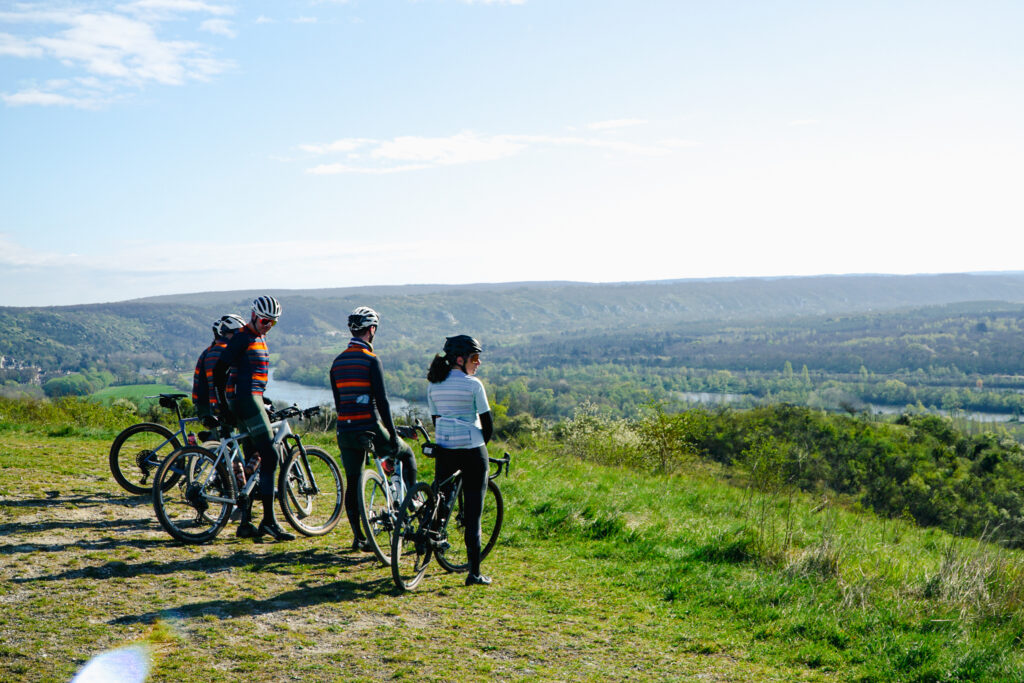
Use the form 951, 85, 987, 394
427, 369, 490, 449
202, 339, 227, 409
225, 326, 270, 399
330, 338, 377, 431
191, 342, 215, 409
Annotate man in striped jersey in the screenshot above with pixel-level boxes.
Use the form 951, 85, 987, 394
331, 306, 417, 551
213, 295, 294, 542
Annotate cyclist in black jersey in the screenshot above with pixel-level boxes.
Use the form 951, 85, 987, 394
213, 295, 294, 542
331, 306, 417, 551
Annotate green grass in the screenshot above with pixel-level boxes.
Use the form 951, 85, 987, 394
2, 423, 1024, 681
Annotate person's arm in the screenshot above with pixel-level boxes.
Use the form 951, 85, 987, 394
369, 356, 398, 443
479, 411, 493, 444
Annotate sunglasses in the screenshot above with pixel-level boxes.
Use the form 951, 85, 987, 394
256, 316, 277, 327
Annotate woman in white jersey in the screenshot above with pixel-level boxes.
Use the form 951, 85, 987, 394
426, 335, 494, 586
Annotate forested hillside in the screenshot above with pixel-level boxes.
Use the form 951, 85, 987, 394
5, 273, 1024, 419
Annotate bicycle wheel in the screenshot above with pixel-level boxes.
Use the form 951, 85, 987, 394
109, 422, 182, 495
391, 482, 436, 591
152, 446, 233, 544
359, 469, 394, 566
279, 446, 344, 536
435, 479, 505, 573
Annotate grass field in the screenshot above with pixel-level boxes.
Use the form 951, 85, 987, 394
90, 384, 184, 405
2, 415, 1024, 681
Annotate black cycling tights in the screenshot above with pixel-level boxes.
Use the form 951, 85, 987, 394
433, 445, 489, 575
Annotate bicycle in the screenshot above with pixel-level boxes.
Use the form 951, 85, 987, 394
390, 431, 510, 591
357, 422, 423, 566
151, 404, 343, 544
108, 393, 212, 495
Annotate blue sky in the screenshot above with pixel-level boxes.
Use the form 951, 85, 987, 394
1, 0, 1022, 306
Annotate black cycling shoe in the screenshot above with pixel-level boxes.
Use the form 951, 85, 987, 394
465, 573, 492, 586
351, 537, 371, 551
236, 522, 259, 539
256, 522, 295, 542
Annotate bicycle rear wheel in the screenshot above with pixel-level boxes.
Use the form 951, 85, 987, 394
435, 479, 504, 573
391, 482, 436, 591
109, 422, 182, 495
279, 446, 344, 536
152, 446, 233, 544
359, 468, 394, 566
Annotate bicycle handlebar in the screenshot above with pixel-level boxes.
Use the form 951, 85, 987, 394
269, 404, 322, 422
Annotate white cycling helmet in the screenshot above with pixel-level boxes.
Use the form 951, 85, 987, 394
214, 313, 246, 337
252, 295, 282, 320
348, 306, 380, 332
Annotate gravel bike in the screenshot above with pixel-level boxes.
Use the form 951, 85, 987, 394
151, 405, 343, 544
357, 422, 425, 566
391, 437, 510, 591
108, 393, 211, 495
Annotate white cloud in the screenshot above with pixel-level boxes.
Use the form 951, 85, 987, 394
254, 15, 274, 24
199, 18, 235, 38
299, 129, 690, 174
0, 31, 43, 57
789, 119, 819, 126
1, 88, 95, 108
292, 16, 318, 24
118, 1, 234, 18
0, 3, 234, 107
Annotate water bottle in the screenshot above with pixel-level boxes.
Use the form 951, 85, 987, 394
187, 433, 197, 446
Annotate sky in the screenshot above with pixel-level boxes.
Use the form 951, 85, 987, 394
1, 0, 1022, 307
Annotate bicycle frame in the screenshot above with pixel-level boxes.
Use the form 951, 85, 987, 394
189, 405, 320, 505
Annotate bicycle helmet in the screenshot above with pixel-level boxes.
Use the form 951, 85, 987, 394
252, 295, 282, 320
443, 334, 482, 358
348, 306, 380, 332
213, 313, 245, 337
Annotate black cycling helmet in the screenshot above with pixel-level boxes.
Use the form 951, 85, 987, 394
443, 334, 482, 359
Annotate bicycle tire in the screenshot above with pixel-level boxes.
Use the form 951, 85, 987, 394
152, 446, 234, 544
435, 478, 504, 573
391, 482, 436, 591
279, 446, 344, 536
109, 422, 182, 495
359, 469, 394, 566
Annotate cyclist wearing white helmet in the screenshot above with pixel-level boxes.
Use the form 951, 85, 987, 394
427, 334, 494, 586
330, 306, 417, 551
213, 295, 294, 542
192, 314, 244, 422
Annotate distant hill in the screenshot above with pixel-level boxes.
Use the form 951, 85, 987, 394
5, 272, 1024, 374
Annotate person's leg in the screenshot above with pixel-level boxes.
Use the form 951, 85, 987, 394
233, 395, 292, 541
337, 431, 371, 548
461, 446, 490, 584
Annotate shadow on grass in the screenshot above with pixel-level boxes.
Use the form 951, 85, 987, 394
110, 573, 399, 626
0, 491, 148, 508
13, 544, 380, 582
0, 533, 166, 557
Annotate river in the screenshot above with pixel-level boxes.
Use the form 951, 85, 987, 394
265, 371, 427, 418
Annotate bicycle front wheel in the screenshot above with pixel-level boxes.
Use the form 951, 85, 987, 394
152, 446, 233, 544
279, 446, 344, 536
391, 482, 436, 591
109, 422, 182, 495
359, 469, 394, 566
435, 479, 505, 573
